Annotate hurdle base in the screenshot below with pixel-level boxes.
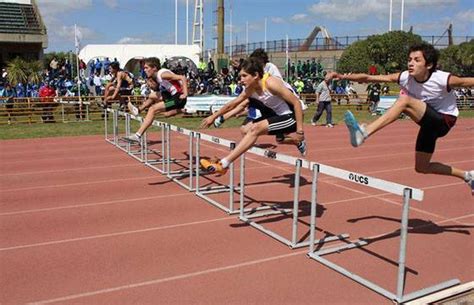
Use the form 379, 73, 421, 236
239, 215, 349, 249
308, 253, 460, 304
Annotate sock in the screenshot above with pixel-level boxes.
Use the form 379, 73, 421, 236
220, 158, 230, 169
464, 171, 472, 182
135, 132, 142, 139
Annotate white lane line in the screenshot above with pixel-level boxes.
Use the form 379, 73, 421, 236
0, 175, 164, 193
0, 164, 138, 177
0, 192, 193, 216
0, 217, 232, 252
28, 250, 306, 305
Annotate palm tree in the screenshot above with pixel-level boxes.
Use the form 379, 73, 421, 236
6, 57, 28, 85
27, 60, 44, 84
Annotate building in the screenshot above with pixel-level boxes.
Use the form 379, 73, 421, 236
0, 0, 47, 68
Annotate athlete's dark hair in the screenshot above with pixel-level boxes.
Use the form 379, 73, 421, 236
408, 42, 438, 73
109, 61, 120, 71
240, 57, 264, 78
144, 57, 161, 70
249, 48, 269, 64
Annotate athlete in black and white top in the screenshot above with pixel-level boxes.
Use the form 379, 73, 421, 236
103, 61, 134, 109
334, 42, 474, 195
199, 57, 306, 175
125, 57, 188, 143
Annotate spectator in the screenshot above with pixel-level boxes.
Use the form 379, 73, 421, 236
1, 83, 17, 124
311, 75, 334, 128
208, 58, 215, 73
95, 58, 103, 76
39, 82, 57, 123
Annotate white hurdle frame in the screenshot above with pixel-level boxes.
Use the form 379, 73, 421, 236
165, 124, 196, 191
143, 121, 168, 174
238, 146, 348, 249
194, 132, 243, 214
307, 162, 460, 304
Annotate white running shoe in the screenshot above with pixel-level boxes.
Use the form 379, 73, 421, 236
128, 102, 139, 116
344, 111, 368, 147
465, 170, 474, 196
326, 123, 334, 128
124, 134, 141, 144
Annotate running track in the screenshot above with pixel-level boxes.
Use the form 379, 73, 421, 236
1, 118, 473, 305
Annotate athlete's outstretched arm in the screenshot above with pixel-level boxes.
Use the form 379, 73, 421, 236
448, 75, 474, 88
332, 72, 400, 84
200, 91, 251, 128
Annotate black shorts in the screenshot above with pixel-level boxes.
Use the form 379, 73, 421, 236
163, 93, 187, 111
119, 88, 132, 96
266, 113, 297, 136
415, 104, 456, 153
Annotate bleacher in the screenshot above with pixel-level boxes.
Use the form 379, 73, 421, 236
0, 2, 43, 35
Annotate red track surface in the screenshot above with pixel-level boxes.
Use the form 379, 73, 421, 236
1, 118, 473, 305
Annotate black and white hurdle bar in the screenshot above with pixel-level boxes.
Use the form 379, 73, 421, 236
238, 146, 348, 249
307, 163, 460, 304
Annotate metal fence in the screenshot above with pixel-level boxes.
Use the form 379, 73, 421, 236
207, 35, 473, 57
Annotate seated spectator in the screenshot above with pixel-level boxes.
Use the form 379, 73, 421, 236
39, 82, 57, 123
1, 83, 17, 124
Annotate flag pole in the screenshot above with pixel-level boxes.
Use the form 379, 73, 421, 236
74, 24, 83, 121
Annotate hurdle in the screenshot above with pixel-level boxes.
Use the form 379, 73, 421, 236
165, 123, 196, 191
307, 163, 460, 304
143, 120, 168, 174
194, 132, 244, 213
104, 108, 117, 145
238, 146, 348, 249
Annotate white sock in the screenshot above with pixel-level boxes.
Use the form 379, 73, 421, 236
135, 132, 142, 138
220, 158, 230, 169
464, 171, 473, 182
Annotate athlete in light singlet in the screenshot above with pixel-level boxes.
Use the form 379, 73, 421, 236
333, 42, 474, 195
199, 57, 306, 175
125, 57, 188, 143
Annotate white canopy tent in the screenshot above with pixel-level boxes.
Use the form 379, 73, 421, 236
78, 44, 201, 68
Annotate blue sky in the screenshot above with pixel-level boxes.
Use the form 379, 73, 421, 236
37, 0, 473, 53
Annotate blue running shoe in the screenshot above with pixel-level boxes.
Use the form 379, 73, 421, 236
344, 111, 367, 147
296, 140, 307, 156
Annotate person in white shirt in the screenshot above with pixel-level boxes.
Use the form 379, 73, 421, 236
199, 57, 306, 175
333, 42, 474, 195
125, 57, 188, 143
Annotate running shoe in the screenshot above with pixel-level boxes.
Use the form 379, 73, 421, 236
296, 140, 307, 156
465, 170, 474, 196
326, 123, 334, 128
213, 115, 225, 128
200, 158, 228, 175
344, 110, 367, 147
128, 102, 139, 116
124, 134, 142, 144
311, 119, 317, 126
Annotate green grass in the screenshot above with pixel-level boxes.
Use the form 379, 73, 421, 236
1, 105, 473, 140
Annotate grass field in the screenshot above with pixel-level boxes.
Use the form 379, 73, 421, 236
1, 105, 473, 140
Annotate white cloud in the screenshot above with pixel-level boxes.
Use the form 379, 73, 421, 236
454, 8, 474, 23
309, 0, 387, 22
103, 0, 118, 9
116, 37, 148, 44
307, 0, 459, 22
55, 25, 100, 44
271, 17, 286, 24
290, 13, 310, 23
